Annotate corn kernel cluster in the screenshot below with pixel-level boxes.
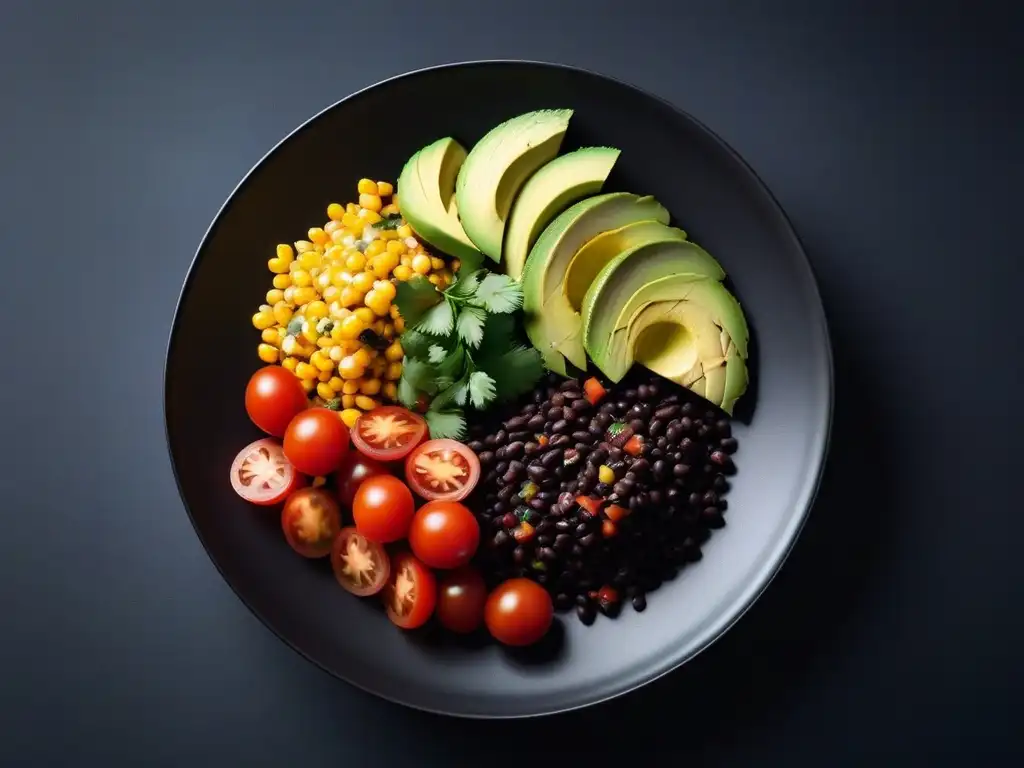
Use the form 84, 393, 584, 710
252, 178, 454, 428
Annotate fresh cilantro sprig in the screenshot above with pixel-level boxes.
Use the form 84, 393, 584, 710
394, 270, 544, 440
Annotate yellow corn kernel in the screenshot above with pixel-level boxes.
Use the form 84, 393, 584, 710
305, 300, 328, 320
451, 259, 461, 272
325, 220, 342, 237
311, 350, 334, 372
352, 347, 371, 368
332, 228, 349, 245
339, 356, 365, 380
430, 256, 446, 271
272, 274, 291, 290
323, 285, 340, 304
345, 252, 366, 271
366, 291, 390, 317
358, 208, 382, 224
328, 265, 351, 288
340, 408, 361, 428
365, 239, 387, 258
328, 376, 344, 392
319, 369, 332, 382
371, 357, 387, 378
376, 281, 397, 301
281, 356, 299, 372
261, 327, 279, 345
299, 250, 322, 270
397, 224, 413, 239
359, 378, 382, 396
340, 286, 362, 307
382, 323, 395, 341
295, 361, 318, 380
392, 264, 412, 281
336, 314, 364, 340
252, 311, 275, 330
341, 394, 356, 408
300, 321, 318, 344
379, 229, 400, 241
385, 239, 407, 256
300, 378, 316, 393
268, 257, 290, 274
342, 211, 361, 230
376, 181, 394, 196
352, 272, 375, 293
294, 286, 319, 306
394, 316, 405, 333
380, 203, 400, 217
373, 319, 387, 335
384, 341, 403, 362
327, 202, 345, 221
272, 302, 293, 325
317, 335, 334, 349
428, 274, 441, 286
383, 381, 398, 401
411, 254, 432, 275
353, 307, 375, 325
257, 343, 279, 363
345, 201, 359, 215
316, 382, 335, 400
399, 254, 413, 268
329, 346, 344, 363
308, 227, 329, 246
265, 288, 285, 305
357, 178, 378, 195
385, 361, 403, 380
388, 304, 401, 320
295, 239, 314, 253
281, 335, 299, 356
354, 395, 377, 411
291, 269, 312, 288
359, 193, 382, 212
598, 465, 616, 484
342, 379, 360, 395
275, 243, 295, 261
323, 244, 344, 263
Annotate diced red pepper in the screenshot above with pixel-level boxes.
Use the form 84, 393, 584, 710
576, 496, 604, 516
597, 585, 619, 604
601, 519, 618, 538
604, 504, 629, 523
512, 521, 536, 543
623, 434, 645, 457
584, 377, 608, 405
537, 434, 549, 447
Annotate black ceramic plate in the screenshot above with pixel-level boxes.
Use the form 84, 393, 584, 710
165, 61, 832, 718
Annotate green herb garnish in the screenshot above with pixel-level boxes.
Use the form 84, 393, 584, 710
372, 213, 404, 230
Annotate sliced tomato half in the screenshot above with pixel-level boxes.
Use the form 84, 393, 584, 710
383, 553, 437, 629
351, 406, 427, 462
404, 439, 481, 501
331, 527, 390, 596
229, 438, 302, 506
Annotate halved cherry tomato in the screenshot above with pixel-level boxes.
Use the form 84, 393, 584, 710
577, 496, 604, 516
437, 566, 487, 634
229, 438, 303, 505
405, 439, 480, 501
336, 453, 389, 508
331, 527, 390, 596
583, 377, 607, 406
485, 578, 554, 647
352, 474, 415, 543
283, 408, 349, 477
383, 553, 437, 629
350, 406, 427, 462
408, 500, 480, 570
281, 487, 341, 558
245, 366, 308, 437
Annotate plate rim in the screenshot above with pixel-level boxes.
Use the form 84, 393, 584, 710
163, 58, 835, 719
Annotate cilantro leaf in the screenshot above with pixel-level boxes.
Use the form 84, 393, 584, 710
471, 273, 522, 314
456, 305, 487, 348
425, 410, 466, 440
455, 248, 485, 276
436, 346, 465, 379
401, 356, 438, 395
427, 344, 448, 364
468, 370, 497, 409
452, 379, 470, 407
445, 269, 483, 300
397, 374, 420, 409
429, 374, 466, 412
395, 277, 441, 328
399, 328, 433, 359
418, 299, 455, 335
477, 345, 544, 401
478, 313, 515, 358
372, 213, 404, 230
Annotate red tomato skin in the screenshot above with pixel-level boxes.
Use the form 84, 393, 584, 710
282, 408, 350, 477
335, 454, 389, 508
280, 487, 342, 559
384, 553, 437, 630
404, 439, 482, 502
245, 366, 308, 437
352, 475, 415, 543
407, 500, 480, 570
350, 406, 427, 463
229, 438, 305, 506
485, 578, 554, 647
437, 567, 488, 634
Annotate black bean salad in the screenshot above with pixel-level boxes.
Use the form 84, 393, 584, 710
463, 368, 738, 625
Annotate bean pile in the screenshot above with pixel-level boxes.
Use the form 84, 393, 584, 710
464, 370, 739, 625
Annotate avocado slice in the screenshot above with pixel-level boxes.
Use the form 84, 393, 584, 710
520, 193, 672, 375
396, 138, 484, 264
503, 147, 621, 280
455, 109, 573, 261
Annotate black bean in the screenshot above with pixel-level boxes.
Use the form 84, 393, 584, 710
554, 533, 572, 551
559, 379, 579, 392
673, 463, 689, 479
562, 389, 582, 401
533, 390, 547, 404
493, 530, 512, 548
713, 475, 729, 492
666, 487, 680, 502
525, 464, 548, 483
577, 476, 596, 495
510, 431, 533, 443
656, 437, 669, 451
680, 437, 695, 453
551, 419, 569, 435
637, 384, 650, 400
648, 419, 665, 438
574, 523, 589, 538
710, 451, 734, 471
571, 544, 584, 558
468, 440, 484, 453
680, 402, 693, 415
587, 422, 604, 439
536, 573, 550, 585
546, 406, 564, 422
536, 490, 556, 502
630, 459, 650, 477
720, 437, 739, 454
478, 450, 495, 467
665, 425, 682, 444
555, 519, 572, 533
599, 402, 616, 416
599, 599, 622, 618
594, 411, 613, 429
697, 425, 710, 438
504, 415, 527, 431
624, 419, 642, 435
715, 419, 732, 437
612, 479, 635, 497
494, 429, 508, 445
688, 492, 702, 508
570, 399, 591, 414
572, 430, 596, 444
537, 531, 553, 545
608, 447, 624, 463
550, 393, 566, 407
527, 414, 546, 431
580, 533, 598, 548
577, 604, 597, 625
550, 434, 572, 448
594, 482, 612, 496
497, 484, 517, 502
558, 492, 576, 513
624, 388, 639, 402
588, 446, 608, 466
494, 462, 509, 478
541, 449, 563, 469
523, 441, 540, 457
631, 594, 647, 612
513, 546, 528, 565
528, 497, 547, 511
652, 459, 667, 479
484, 434, 497, 447
654, 404, 679, 420
615, 400, 631, 413
555, 593, 573, 611
538, 546, 558, 562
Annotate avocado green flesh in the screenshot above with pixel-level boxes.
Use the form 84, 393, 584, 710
563, 219, 688, 309
521, 193, 671, 374
397, 137, 483, 263
503, 147, 621, 281
456, 109, 573, 261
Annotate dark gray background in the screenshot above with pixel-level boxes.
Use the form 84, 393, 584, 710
1, 0, 1020, 764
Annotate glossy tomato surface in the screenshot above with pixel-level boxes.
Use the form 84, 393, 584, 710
330, 527, 390, 596
244, 365, 308, 437
404, 439, 480, 501
280, 487, 341, 558
350, 406, 427, 462
229, 438, 303, 505
436, 566, 488, 634
335, 453, 389, 508
407, 500, 480, 570
283, 408, 349, 477
383, 553, 437, 630
485, 578, 554, 647
352, 475, 415, 544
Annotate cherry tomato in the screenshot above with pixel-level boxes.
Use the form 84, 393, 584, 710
229, 438, 303, 505
245, 366, 308, 436
408, 500, 480, 570
283, 408, 349, 477
350, 406, 427, 462
404, 439, 481, 502
352, 474, 415, 543
484, 578, 554, 647
437, 567, 487, 634
281, 487, 341, 558
336, 453, 389, 508
383, 553, 437, 629
330, 527, 390, 596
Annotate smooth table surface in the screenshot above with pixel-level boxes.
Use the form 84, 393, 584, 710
1, 0, 1021, 764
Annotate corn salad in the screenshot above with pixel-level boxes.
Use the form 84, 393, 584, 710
252, 178, 453, 428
